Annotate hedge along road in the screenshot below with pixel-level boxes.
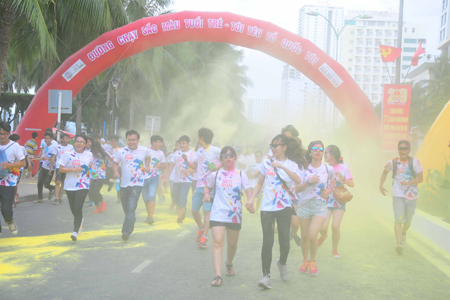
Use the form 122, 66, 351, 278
1, 186, 450, 300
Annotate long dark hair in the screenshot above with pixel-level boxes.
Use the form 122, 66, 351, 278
91, 140, 112, 163
220, 146, 237, 161
305, 140, 324, 164
326, 145, 343, 164
271, 134, 307, 169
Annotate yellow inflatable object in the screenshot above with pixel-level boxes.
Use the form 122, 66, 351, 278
416, 100, 450, 181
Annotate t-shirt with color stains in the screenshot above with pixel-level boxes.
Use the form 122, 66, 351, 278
195, 145, 221, 188
41, 143, 58, 170
327, 164, 353, 208
55, 144, 74, 168
258, 158, 302, 212
114, 146, 150, 188
299, 163, 336, 205
90, 154, 109, 180
207, 169, 252, 224
144, 148, 166, 179
171, 149, 196, 183
0, 141, 25, 187
385, 158, 423, 200
59, 150, 94, 191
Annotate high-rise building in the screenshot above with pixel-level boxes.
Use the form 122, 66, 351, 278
242, 97, 270, 125
341, 10, 427, 105
438, 0, 450, 55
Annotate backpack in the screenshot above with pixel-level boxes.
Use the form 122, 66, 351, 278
392, 157, 416, 179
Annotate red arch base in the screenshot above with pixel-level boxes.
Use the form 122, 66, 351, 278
16, 11, 380, 141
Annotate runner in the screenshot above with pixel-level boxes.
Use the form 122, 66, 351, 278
167, 142, 180, 211
24, 132, 38, 179
7, 134, 26, 207
89, 141, 112, 214
379, 140, 423, 255
247, 150, 264, 211
113, 130, 150, 241
267, 125, 300, 158
37, 128, 57, 170
296, 141, 336, 276
204, 146, 253, 287
246, 134, 302, 289
156, 141, 168, 204
164, 135, 196, 223
34, 132, 57, 203
84, 136, 94, 207
107, 135, 121, 203
142, 135, 166, 224
0, 122, 25, 237
53, 133, 74, 205
59, 135, 94, 241
318, 145, 354, 258
184, 128, 221, 248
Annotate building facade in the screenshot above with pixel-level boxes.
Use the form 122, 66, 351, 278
438, 0, 450, 55
242, 97, 270, 125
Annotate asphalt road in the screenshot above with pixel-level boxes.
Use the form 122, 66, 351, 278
1, 187, 450, 300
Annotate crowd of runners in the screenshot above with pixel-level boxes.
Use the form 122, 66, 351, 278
0, 121, 423, 289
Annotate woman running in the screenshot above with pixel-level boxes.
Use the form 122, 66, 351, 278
89, 141, 112, 214
246, 134, 302, 289
318, 145, 354, 258
296, 141, 336, 276
58, 135, 94, 241
204, 146, 253, 287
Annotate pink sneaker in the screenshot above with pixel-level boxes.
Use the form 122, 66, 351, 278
299, 260, 310, 274
332, 249, 340, 258
100, 201, 107, 212
93, 206, 101, 214
309, 261, 318, 276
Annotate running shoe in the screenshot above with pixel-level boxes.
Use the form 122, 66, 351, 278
318, 235, 327, 247
299, 260, 310, 274
144, 217, 154, 225
100, 201, 107, 212
309, 261, 318, 276
396, 243, 404, 255
196, 228, 204, 243
277, 259, 289, 282
198, 236, 208, 249
48, 189, 55, 200
8, 221, 18, 235
52, 199, 60, 205
122, 232, 130, 241
257, 275, 271, 289
71, 232, 78, 241
93, 206, 101, 214
332, 249, 341, 258
177, 218, 183, 223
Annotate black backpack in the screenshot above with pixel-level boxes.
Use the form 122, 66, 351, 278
392, 157, 416, 179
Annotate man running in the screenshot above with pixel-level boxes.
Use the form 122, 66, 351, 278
379, 140, 423, 255
113, 130, 150, 241
34, 132, 58, 203
53, 133, 74, 205
0, 122, 25, 237
24, 132, 38, 178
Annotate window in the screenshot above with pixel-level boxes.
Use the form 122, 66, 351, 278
349, 49, 354, 53
350, 30, 355, 35
404, 27, 407, 33
443, 0, 448, 11
404, 38, 417, 43
418, 39, 427, 44
412, 28, 416, 33
368, 21, 376, 26
348, 58, 353, 62
404, 47, 416, 52
348, 67, 352, 72
441, 29, 446, 42
377, 21, 385, 26
366, 48, 373, 55
402, 65, 410, 70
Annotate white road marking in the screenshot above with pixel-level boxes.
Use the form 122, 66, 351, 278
131, 260, 153, 273
176, 230, 189, 237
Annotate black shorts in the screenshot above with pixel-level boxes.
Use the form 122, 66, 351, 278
210, 220, 242, 231
55, 169, 66, 182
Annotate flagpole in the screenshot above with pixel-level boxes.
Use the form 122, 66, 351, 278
385, 62, 394, 84
402, 63, 413, 84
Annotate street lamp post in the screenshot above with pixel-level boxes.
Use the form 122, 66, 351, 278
306, 11, 372, 127
110, 74, 121, 135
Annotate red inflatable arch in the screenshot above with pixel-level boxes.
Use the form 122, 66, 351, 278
16, 11, 380, 141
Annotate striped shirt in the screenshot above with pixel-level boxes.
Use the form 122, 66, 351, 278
24, 139, 38, 158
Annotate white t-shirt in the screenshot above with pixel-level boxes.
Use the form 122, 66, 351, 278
171, 149, 196, 183
41, 143, 58, 170
327, 164, 353, 208
167, 153, 175, 181
107, 147, 120, 168
40, 139, 58, 149
258, 158, 302, 211
114, 145, 150, 187
55, 144, 74, 168
195, 145, 221, 188
385, 158, 423, 200
91, 155, 108, 180
58, 150, 94, 191
299, 163, 336, 205
207, 169, 252, 223
144, 148, 166, 179
246, 161, 262, 188
0, 141, 25, 186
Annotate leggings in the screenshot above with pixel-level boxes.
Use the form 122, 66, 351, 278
88, 179, 104, 206
37, 168, 55, 199
260, 207, 292, 276
66, 189, 89, 233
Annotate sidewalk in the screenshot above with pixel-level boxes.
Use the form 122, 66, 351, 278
16, 176, 49, 203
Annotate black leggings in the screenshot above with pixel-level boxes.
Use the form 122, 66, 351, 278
37, 168, 54, 199
66, 189, 89, 233
260, 207, 292, 276
88, 179, 104, 206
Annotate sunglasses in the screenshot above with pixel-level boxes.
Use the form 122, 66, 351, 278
221, 153, 236, 159
270, 144, 284, 149
312, 147, 324, 152
398, 147, 409, 151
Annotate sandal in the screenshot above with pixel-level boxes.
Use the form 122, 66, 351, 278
211, 276, 222, 287
225, 263, 235, 276
33, 199, 44, 203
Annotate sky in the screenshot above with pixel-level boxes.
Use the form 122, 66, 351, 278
171, 0, 442, 99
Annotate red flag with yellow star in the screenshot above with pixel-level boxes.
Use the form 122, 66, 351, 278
379, 44, 402, 62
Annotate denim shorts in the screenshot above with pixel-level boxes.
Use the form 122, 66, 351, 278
298, 199, 328, 219
142, 176, 160, 203
393, 197, 417, 224
172, 182, 191, 208
192, 187, 213, 212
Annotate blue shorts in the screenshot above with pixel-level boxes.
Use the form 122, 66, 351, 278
141, 176, 160, 203
298, 199, 327, 219
172, 182, 191, 208
192, 187, 213, 212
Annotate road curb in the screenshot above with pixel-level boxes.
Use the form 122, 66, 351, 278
411, 209, 450, 255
